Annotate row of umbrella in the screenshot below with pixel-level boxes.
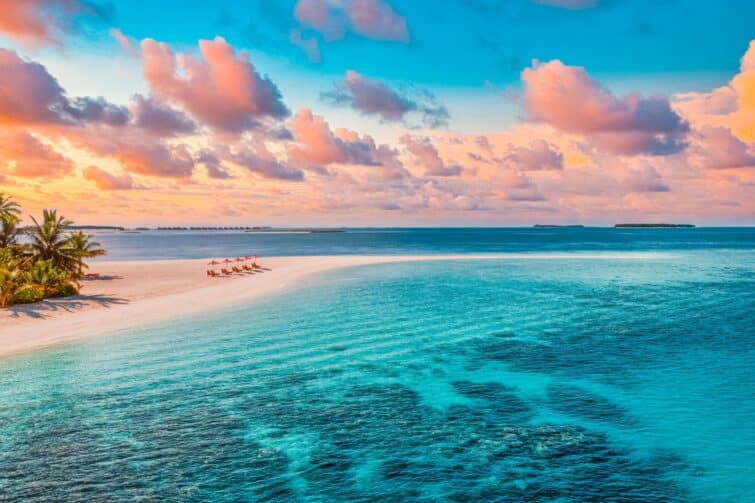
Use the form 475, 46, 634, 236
207, 256, 260, 272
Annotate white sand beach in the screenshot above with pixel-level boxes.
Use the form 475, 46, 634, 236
0, 253, 659, 359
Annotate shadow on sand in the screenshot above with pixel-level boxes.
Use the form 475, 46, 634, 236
6, 294, 129, 320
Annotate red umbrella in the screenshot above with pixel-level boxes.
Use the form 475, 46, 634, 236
207, 260, 220, 266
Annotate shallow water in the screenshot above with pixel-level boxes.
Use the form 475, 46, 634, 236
1, 250, 754, 501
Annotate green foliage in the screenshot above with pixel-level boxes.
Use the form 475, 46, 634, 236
1, 214, 19, 248
0, 250, 25, 308
0, 193, 20, 219
0, 195, 105, 307
10, 286, 45, 305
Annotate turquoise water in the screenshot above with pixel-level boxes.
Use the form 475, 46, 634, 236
1, 251, 755, 501
93, 227, 755, 260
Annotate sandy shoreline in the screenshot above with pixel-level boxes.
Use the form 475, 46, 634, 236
0, 253, 660, 359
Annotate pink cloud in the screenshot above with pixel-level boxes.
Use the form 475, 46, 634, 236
110, 28, 139, 57
83, 165, 136, 190
0, 48, 68, 126
623, 163, 669, 193
346, 0, 410, 42
110, 139, 194, 178
230, 143, 304, 181
495, 171, 545, 201
0, 48, 128, 127
0, 131, 73, 178
294, 0, 410, 43
691, 126, 755, 170
0, 0, 107, 47
324, 70, 448, 127
197, 150, 232, 179
290, 108, 384, 167
400, 136, 463, 177
141, 37, 288, 133
131, 94, 197, 137
502, 140, 564, 171
521, 59, 688, 155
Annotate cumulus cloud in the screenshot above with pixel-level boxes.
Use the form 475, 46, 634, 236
674, 41, 755, 143
623, 163, 669, 193
294, 0, 410, 43
521, 59, 688, 155
0, 48, 128, 127
230, 143, 305, 181
0, 48, 70, 125
0, 132, 73, 178
108, 141, 195, 178
83, 165, 136, 190
131, 94, 197, 137
691, 126, 755, 170
502, 140, 563, 170
0, 0, 110, 47
141, 37, 289, 133
66, 96, 129, 126
289, 108, 386, 167
323, 70, 449, 128
495, 170, 545, 201
197, 150, 232, 179
400, 136, 463, 177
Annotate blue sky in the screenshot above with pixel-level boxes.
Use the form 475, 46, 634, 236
46, 0, 750, 138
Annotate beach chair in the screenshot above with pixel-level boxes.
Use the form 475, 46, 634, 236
221, 268, 232, 275
232, 266, 242, 273
242, 264, 252, 271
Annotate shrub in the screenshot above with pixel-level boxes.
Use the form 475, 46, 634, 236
11, 286, 45, 305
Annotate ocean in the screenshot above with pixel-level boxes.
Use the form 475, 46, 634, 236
1, 228, 754, 501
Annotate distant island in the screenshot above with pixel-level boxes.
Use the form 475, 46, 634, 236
533, 224, 585, 228
151, 226, 346, 234
614, 223, 696, 228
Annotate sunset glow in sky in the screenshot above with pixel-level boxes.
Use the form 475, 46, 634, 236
1, 0, 754, 226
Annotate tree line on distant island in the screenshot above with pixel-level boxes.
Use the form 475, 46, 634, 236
0, 193, 106, 308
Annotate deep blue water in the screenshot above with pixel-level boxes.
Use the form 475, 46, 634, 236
1, 230, 755, 501
91, 227, 755, 260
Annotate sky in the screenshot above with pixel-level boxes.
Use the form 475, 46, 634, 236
0, 0, 754, 226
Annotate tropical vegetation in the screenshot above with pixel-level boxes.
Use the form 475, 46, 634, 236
0, 193, 106, 307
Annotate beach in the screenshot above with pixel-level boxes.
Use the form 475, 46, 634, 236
0, 253, 658, 359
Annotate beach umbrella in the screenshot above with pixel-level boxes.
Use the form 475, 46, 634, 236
207, 260, 220, 266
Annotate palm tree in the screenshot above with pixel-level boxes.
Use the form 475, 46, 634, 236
27, 209, 75, 268
63, 231, 106, 279
27, 260, 69, 298
0, 193, 20, 220
0, 214, 19, 248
